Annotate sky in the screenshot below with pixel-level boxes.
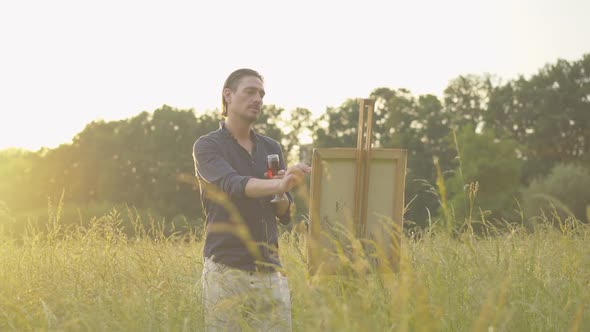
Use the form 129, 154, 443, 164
0, 0, 589, 151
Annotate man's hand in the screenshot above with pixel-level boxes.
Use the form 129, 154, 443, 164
247, 163, 311, 200
278, 163, 312, 193
270, 163, 311, 223
265, 169, 286, 180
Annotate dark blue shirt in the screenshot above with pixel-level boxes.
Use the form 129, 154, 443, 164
193, 122, 292, 271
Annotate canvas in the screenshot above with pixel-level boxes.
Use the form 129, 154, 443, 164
307, 148, 407, 274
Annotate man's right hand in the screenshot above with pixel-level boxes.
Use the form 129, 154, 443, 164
279, 163, 312, 192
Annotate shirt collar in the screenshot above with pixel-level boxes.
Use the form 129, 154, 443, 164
219, 121, 259, 143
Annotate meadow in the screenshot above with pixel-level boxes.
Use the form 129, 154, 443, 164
0, 204, 589, 331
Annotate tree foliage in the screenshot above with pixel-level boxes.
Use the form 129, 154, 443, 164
1, 54, 589, 230
522, 163, 590, 223
445, 126, 522, 223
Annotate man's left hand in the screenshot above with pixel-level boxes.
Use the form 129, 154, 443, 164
265, 169, 286, 179
273, 170, 286, 179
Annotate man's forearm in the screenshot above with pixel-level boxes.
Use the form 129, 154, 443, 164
244, 178, 283, 198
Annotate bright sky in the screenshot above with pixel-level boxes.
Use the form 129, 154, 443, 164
1, 0, 589, 151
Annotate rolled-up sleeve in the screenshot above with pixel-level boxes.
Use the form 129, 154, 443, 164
193, 136, 252, 199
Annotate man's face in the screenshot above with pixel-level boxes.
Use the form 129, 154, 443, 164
225, 76, 265, 122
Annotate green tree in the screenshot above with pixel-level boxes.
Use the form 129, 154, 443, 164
522, 163, 590, 223
371, 88, 450, 228
283, 107, 315, 164
485, 54, 590, 182
0, 149, 37, 210
446, 126, 522, 224
313, 98, 360, 149
444, 74, 492, 130
27, 106, 220, 226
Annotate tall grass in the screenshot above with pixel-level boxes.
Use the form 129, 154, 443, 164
1, 203, 588, 331
0, 207, 203, 331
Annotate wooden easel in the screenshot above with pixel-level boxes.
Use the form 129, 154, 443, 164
307, 98, 407, 275
353, 98, 374, 238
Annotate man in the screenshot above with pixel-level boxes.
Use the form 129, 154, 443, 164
193, 68, 311, 331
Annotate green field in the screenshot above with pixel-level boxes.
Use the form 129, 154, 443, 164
0, 208, 588, 332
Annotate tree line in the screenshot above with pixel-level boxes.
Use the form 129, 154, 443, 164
1, 54, 589, 232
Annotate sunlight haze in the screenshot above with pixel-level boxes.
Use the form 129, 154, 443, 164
0, 0, 588, 150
